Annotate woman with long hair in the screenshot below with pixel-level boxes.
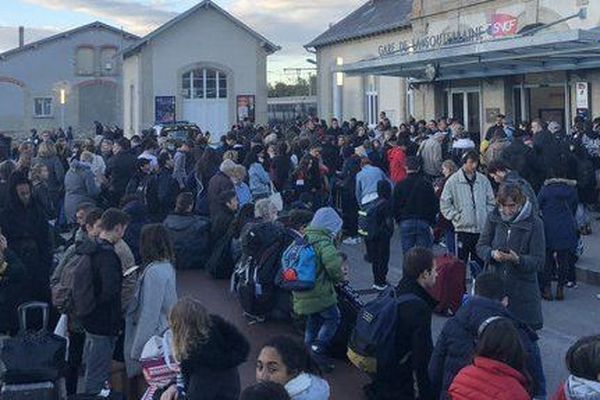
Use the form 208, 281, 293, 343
256, 336, 330, 400
159, 298, 250, 400
124, 224, 178, 397
33, 141, 65, 211
449, 318, 531, 400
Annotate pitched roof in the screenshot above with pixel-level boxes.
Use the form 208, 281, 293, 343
123, 0, 280, 58
305, 0, 413, 49
0, 21, 139, 60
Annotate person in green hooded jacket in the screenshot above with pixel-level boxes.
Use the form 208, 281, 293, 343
293, 207, 344, 371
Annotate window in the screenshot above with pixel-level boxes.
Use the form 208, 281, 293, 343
100, 47, 117, 75
34, 97, 52, 117
181, 68, 227, 99
366, 75, 378, 127
76, 47, 95, 75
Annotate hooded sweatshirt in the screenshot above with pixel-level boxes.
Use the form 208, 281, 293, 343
285, 373, 331, 400
564, 375, 600, 400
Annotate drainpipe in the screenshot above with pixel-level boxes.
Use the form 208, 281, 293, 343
18, 26, 24, 48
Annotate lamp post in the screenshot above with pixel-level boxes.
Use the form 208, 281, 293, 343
60, 88, 66, 130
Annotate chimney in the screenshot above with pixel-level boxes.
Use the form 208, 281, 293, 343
18, 26, 24, 48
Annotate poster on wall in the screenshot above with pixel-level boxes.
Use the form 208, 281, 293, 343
155, 96, 176, 124
237, 95, 255, 123
576, 82, 589, 109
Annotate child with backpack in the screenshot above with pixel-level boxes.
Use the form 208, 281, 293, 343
364, 180, 394, 290
292, 207, 345, 372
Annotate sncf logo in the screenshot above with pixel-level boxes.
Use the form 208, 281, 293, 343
490, 14, 519, 38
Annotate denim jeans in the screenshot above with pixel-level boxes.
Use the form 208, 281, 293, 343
83, 332, 117, 394
399, 219, 433, 254
304, 304, 341, 353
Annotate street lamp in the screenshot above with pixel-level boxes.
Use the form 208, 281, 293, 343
59, 88, 66, 130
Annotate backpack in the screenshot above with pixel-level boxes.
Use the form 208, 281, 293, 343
71, 253, 97, 319
241, 222, 280, 258
51, 253, 94, 316
347, 288, 421, 374
231, 240, 284, 318
276, 237, 317, 292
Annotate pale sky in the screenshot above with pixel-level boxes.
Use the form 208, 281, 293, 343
0, 0, 365, 83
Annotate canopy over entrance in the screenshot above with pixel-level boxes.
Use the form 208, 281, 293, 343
342, 29, 600, 82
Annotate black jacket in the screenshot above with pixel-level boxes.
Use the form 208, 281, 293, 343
372, 278, 437, 400
106, 150, 137, 200
366, 198, 394, 241
500, 138, 544, 192
180, 315, 250, 400
0, 249, 26, 334
428, 296, 543, 399
122, 199, 149, 264
392, 174, 439, 226
80, 239, 123, 336
163, 213, 211, 270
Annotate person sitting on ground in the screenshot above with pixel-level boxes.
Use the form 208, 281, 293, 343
158, 297, 250, 400
256, 336, 330, 400
552, 335, 600, 400
428, 272, 546, 399
448, 318, 532, 400
163, 192, 210, 270
241, 382, 291, 400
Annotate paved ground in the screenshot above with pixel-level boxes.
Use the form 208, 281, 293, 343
178, 221, 600, 399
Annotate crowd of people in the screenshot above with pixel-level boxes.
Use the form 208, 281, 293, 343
0, 111, 599, 400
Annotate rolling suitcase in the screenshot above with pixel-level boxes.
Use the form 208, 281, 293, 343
1, 382, 58, 400
330, 283, 365, 359
428, 254, 466, 316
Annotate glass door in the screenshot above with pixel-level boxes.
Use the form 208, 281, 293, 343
448, 88, 481, 137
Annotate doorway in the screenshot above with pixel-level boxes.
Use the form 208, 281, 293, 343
513, 84, 566, 128
445, 88, 481, 137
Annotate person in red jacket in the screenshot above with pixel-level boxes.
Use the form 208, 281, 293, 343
386, 141, 407, 184
449, 317, 531, 400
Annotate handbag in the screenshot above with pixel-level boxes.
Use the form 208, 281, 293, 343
268, 182, 283, 211
1, 302, 67, 384
139, 330, 180, 400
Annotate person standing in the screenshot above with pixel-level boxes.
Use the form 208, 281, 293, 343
365, 180, 395, 290
81, 208, 130, 396
33, 141, 65, 213
440, 151, 495, 266
124, 224, 178, 398
295, 207, 344, 371
393, 156, 439, 254
64, 151, 101, 224
418, 132, 445, 181
173, 140, 192, 190
106, 137, 137, 207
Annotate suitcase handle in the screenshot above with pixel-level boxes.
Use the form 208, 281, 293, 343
17, 301, 49, 333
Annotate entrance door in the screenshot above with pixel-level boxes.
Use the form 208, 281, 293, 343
448, 88, 481, 137
513, 84, 566, 128
181, 68, 229, 138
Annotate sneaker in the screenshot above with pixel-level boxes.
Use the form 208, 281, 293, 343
343, 237, 361, 245
372, 284, 389, 291
566, 282, 578, 289
310, 346, 335, 373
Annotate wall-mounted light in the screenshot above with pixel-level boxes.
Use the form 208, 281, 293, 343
336, 57, 344, 86
60, 88, 66, 105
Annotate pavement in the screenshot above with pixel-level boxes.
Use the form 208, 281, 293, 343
178, 221, 600, 399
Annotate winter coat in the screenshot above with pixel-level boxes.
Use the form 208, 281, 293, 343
365, 198, 394, 242
428, 296, 544, 399
122, 199, 149, 264
440, 170, 495, 234
172, 150, 187, 188
80, 239, 123, 336
553, 375, 600, 400
500, 138, 544, 192
476, 202, 545, 330
249, 162, 272, 198
393, 174, 440, 226
0, 185, 52, 304
387, 147, 408, 183
64, 160, 101, 223
450, 139, 475, 165
537, 179, 579, 251
33, 155, 64, 199
285, 373, 331, 400
533, 130, 565, 180
113, 239, 137, 314
293, 209, 343, 316
126, 172, 158, 213
419, 137, 443, 177
448, 357, 530, 400
179, 315, 250, 400
106, 149, 138, 201
483, 137, 510, 166
355, 165, 388, 205
373, 278, 437, 400
207, 171, 233, 216
270, 155, 292, 192
32, 181, 56, 220
234, 182, 252, 206
163, 213, 211, 270
0, 249, 26, 334
124, 260, 177, 377
156, 168, 179, 218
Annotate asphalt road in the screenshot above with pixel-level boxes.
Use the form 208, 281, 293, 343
178, 229, 600, 399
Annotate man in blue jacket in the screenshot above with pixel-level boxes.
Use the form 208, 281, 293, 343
428, 272, 546, 399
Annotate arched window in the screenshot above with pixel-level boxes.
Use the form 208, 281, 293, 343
76, 47, 95, 75
182, 68, 227, 99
